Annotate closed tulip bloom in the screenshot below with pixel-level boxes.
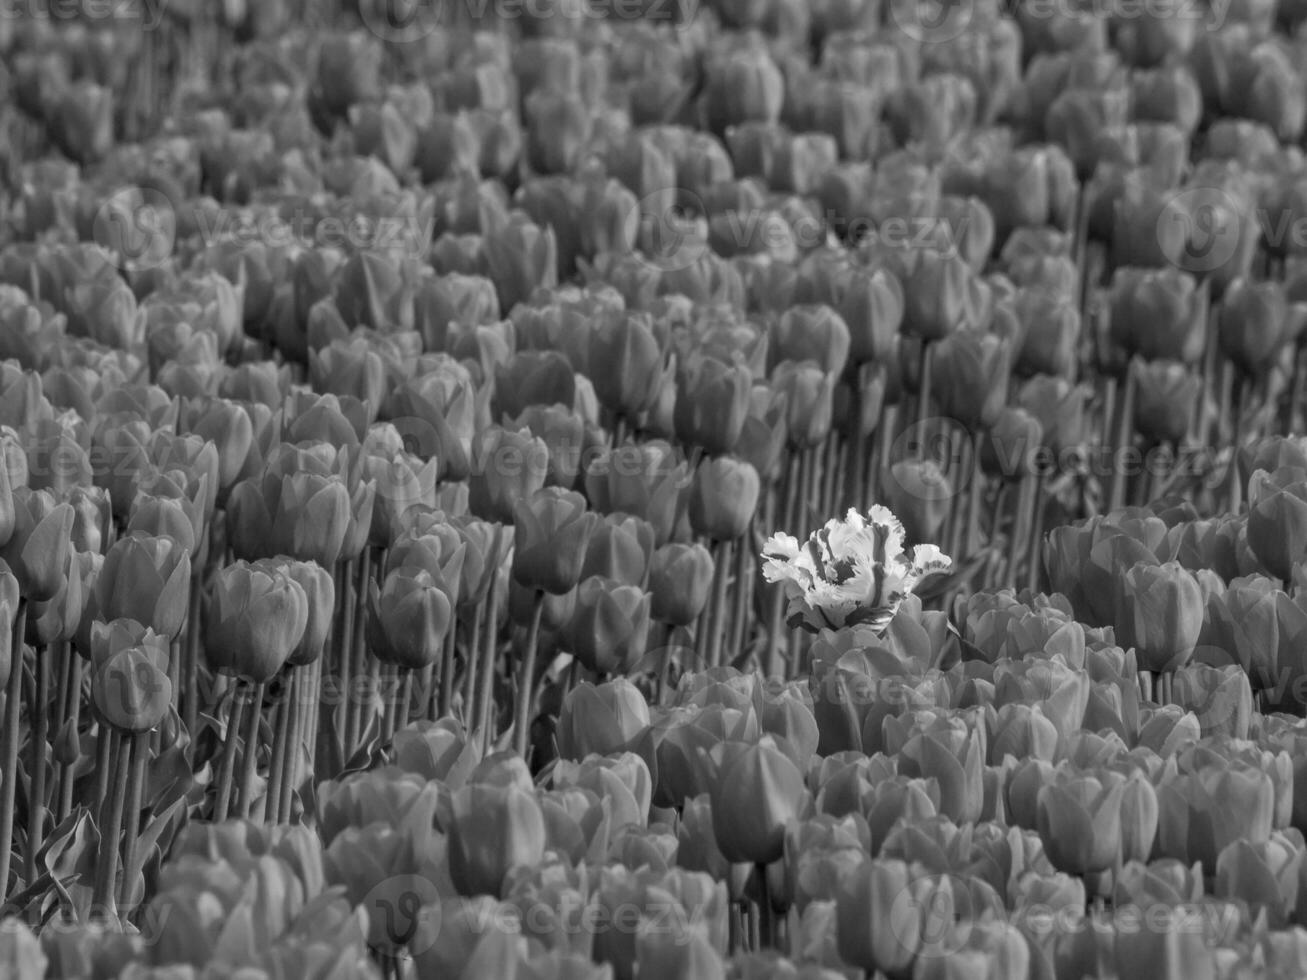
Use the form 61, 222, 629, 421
1113, 561, 1204, 672
885, 459, 952, 543
1157, 766, 1274, 869
1247, 468, 1307, 581
92, 643, 172, 735
772, 305, 851, 377
705, 46, 785, 134
1216, 834, 1302, 925
204, 560, 308, 683
96, 532, 191, 640
584, 441, 689, 547
309, 340, 389, 424
1219, 277, 1304, 378
368, 564, 454, 674
674, 354, 752, 456
184, 397, 254, 492
1131, 359, 1202, 447
1037, 772, 1126, 875
568, 576, 652, 675
648, 543, 714, 627
588, 311, 665, 421
835, 859, 923, 976
840, 265, 904, 365
482, 215, 558, 314
0, 487, 74, 602
385, 367, 477, 483
931, 329, 1013, 432
556, 678, 650, 761
274, 472, 353, 568
771, 361, 836, 449
492, 350, 575, 422
447, 782, 547, 898
688, 456, 760, 541
1111, 913, 1218, 980
708, 736, 807, 865
902, 248, 991, 340
281, 560, 334, 668
512, 488, 599, 595
510, 404, 591, 490
1013, 288, 1081, 378
1110, 268, 1205, 364
468, 426, 550, 525
582, 514, 655, 587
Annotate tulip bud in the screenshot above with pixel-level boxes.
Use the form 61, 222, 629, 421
647, 543, 714, 627
447, 783, 547, 898
708, 737, 808, 865
282, 560, 334, 667
566, 577, 652, 677
674, 355, 752, 457
1219, 278, 1304, 378
931, 329, 1014, 432
367, 567, 453, 670
688, 456, 760, 542
835, 859, 923, 976
0, 487, 73, 602
885, 460, 952, 543
512, 488, 599, 595
556, 678, 650, 763
1037, 773, 1126, 875
92, 642, 172, 734
1131, 358, 1201, 447
589, 312, 666, 421
204, 560, 308, 683
771, 362, 836, 449
1110, 268, 1205, 365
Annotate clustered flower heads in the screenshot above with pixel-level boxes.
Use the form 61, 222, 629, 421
762, 506, 952, 632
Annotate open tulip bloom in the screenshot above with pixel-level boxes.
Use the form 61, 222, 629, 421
762, 506, 952, 633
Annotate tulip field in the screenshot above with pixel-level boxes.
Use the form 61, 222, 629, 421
7, 0, 1307, 977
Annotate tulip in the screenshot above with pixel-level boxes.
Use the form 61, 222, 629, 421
493, 350, 576, 422
1157, 766, 1274, 870
482, 214, 558, 314
840, 265, 904, 365
511, 404, 593, 491
584, 441, 689, 547
1037, 772, 1126, 876
647, 543, 714, 627
1109, 268, 1205, 365
688, 456, 760, 542
1216, 833, 1302, 925
902, 249, 990, 339
1112, 561, 1204, 672
705, 46, 786, 134
930, 329, 1013, 432
771, 361, 836, 449
771, 305, 851, 377
468, 426, 550, 525
96, 532, 191, 640
556, 678, 650, 761
835, 859, 925, 976
1131, 359, 1202, 447
204, 560, 308, 683
708, 736, 808, 864
674, 354, 752, 456
447, 783, 547, 898
1172, 663, 1253, 740
566, 577, 652, 676
0, 487, 73, 602
581, 514, 655, 587
512, 488, 598, 597
92, 643, 172, 735
588, 311, 666, 421
1219, 278, 1305, 378
281, 560, 334, 668
367, 567, 454, 671
885, 459, 952, 543
1013, 288, 1081, 378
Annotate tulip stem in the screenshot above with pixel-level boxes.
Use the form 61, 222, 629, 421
183, 584, 201, 750
513, 590, 545, 762
0, 601, 25, 902
476, 583, 501, 756
285, 662, 316, 824
26, 644, 49, 886
91, 731, 130, 921
1108, 365, 1136, 512
213, 679, 246, 823
117, 732, 148, 909
265, 674, 292, 824
438, 623, 457, 719
236, 681, 265, 819
335, 558, 358, 767
461, 610, 481, 730
730, 524, 754, 667
708, 539, 733, 669
396, 669, 413, 735
916, 343, 934, 452
964, 431, 984, 559
56, 655, 82, 824
1025, 474, 1048, 594
756, 864, 774, 950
